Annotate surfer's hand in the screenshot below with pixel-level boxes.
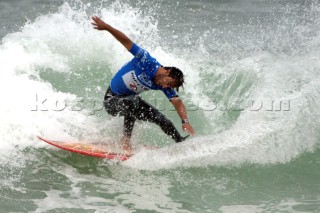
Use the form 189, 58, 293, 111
91, 16, 109, 30
182, 123, 195, 136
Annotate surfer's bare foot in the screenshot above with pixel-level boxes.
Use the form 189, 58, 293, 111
120, 136, 132, 156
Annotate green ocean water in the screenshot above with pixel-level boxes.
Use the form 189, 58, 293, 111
1, 0, 320, 212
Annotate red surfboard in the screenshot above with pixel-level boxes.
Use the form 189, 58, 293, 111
37, 136, 130, 160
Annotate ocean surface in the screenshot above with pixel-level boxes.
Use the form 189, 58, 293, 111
1, 0, 320, 212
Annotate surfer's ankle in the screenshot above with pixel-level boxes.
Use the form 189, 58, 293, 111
120, 136, 132, 151
120, 144, 132, 150
120, 143, 133, 156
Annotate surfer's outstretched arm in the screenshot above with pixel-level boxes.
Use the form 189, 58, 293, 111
91, 16, 133, 51
170, 97, 196, 136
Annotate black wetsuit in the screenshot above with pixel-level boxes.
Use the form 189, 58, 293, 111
103, 87, 185, 142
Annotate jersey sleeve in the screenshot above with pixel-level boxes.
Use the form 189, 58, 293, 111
129, 43, 160, 72
162, 88, 178, 100
129, 43, 149, 61
129, 43, 142, 56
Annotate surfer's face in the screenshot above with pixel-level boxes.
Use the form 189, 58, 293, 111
156, 75, 176, 89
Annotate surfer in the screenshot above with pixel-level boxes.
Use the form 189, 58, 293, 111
91, 16, 195, 153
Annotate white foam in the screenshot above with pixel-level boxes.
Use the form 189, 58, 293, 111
0, 3, 100, 163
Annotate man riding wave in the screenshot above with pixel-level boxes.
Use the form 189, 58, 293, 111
91, 16, 195, 154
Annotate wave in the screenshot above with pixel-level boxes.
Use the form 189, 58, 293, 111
1, 0, 319, 171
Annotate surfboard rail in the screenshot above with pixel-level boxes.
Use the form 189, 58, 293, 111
37, 136, 130, 161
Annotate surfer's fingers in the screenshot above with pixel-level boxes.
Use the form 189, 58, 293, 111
189, 129, 196, 136
184, 125, 195, 136
183, 127, 191, 135
185, 127, 192, 134
91, 23, 103, 30
92, 24, 99, 30
91, 15, 99, 21
91, 16, 103, 25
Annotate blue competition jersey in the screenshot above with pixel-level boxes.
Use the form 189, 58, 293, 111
110, 43, 178, 100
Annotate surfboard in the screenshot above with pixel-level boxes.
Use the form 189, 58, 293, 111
37, 136, 132, 161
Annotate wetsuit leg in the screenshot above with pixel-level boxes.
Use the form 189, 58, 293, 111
134, 98, 185, 143
103, 88, 137, 137
103, 88, 119, 116
117, 98, 137, 137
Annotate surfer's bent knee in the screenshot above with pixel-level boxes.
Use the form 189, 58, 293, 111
103, 87, 119, 116
103, 96, 118, 116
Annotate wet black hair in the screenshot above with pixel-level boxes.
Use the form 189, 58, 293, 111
163, 66, 184, 92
